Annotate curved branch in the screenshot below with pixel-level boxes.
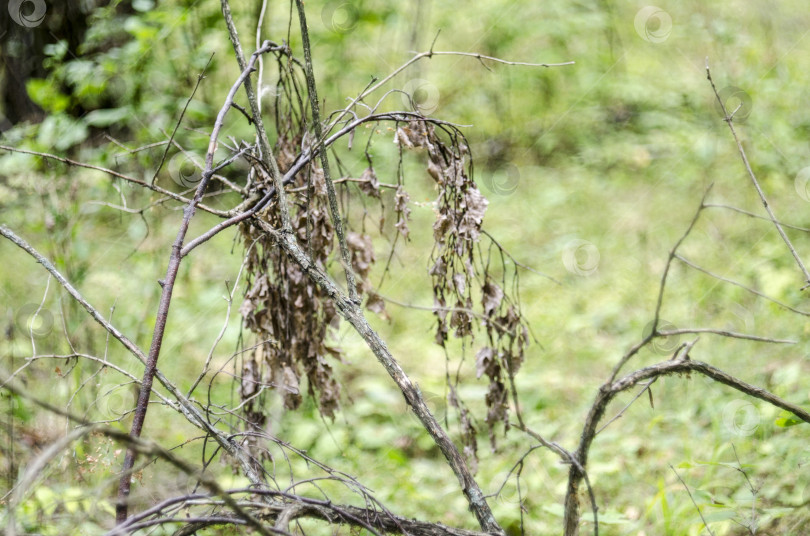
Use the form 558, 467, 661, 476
563, 348, 810, 536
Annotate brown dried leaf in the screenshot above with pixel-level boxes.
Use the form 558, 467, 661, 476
365, 292, 391, 322
452, 272, 467, 295
458, 187, 488, 242
427, 159, 443, 182
475, 346, 495, 379
394, 186, 411, 239
450, 299, 472, 337
485, 380, 509, 450
433, 213, 451, 244
347, 232, 375, 278
482, 281, 503, 318
281, 366, 302, 410
394, 126, 414, 149
358, 167, 380, 199
429, 255, 447, 278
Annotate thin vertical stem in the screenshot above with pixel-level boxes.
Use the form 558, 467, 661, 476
294, 0, 360, 303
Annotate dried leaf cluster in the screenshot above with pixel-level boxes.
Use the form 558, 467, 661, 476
235, 58, 529, 462
396, 121, 530, 455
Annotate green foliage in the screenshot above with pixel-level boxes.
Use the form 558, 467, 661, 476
7, 484, 113, 536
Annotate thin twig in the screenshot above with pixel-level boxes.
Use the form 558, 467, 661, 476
326, 50, 573, 134
675, 254, 810, 316
657, 328, 794, 344
706, 59, 810, 289
596, 378, 657, 435
670, 464, 716, 536
0, 145, 229, 217
610, 185, 713, 381
703, 203, 810, 233
151, 54, 214, 185
419, 50, 575, 68
481, 229, 561, 284
294, 0, 359, 303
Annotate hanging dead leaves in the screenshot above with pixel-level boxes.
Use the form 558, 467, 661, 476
238, 111, 530, 465
395, 120, 530, 455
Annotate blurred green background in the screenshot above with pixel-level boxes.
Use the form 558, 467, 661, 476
2, 0, 810, 534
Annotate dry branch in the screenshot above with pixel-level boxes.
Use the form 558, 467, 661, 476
115, 40, 280, 523
563, 349, 810, 536
0, 224, 271, 497
706, 60, 810, 289
254, 221, 504, 535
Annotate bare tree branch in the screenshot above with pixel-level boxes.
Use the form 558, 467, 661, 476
0, 224, 273, 503
295, 0, 360, 304
0, 145, 229, 217
255, 220, 504, 535
706, 59, 810, 289
563, 345, 810, 536
116, 40, 279, 523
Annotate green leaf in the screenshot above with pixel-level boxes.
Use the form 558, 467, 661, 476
542, 503, 566, 518
43, 41, 69, 61
701, 508, 737, 523
36, 115, 89, 151
581, 509, 631, 525
132, 0, 155, 12
64, 488, 82, 514
27, 79, 70, 114
34, 487, 58, 516
84, 107, 132, 127
124, 16, 159, 41
775, 415, 804, 427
